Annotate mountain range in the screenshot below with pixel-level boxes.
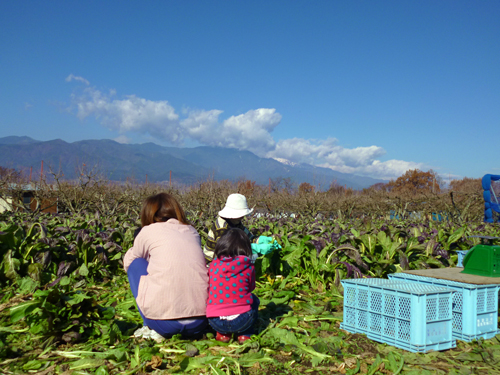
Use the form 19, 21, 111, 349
0, 136, 383, 190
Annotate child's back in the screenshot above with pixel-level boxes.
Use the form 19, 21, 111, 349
206, 228, 260, 344
207, 255, 255, 316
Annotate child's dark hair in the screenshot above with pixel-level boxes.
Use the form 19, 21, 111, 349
215, 228, 252, 259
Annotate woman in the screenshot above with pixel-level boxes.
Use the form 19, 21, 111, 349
124, 193, 208, 341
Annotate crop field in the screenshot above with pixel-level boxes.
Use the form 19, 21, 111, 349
0, 173, 497, 374
2, 201, 500, 375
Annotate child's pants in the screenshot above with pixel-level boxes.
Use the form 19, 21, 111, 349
208, 294, 260, 336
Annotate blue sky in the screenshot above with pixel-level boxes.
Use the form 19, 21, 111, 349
1, 1, 499, 181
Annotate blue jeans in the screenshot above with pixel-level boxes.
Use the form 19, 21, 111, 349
208, 294, 260, 336
127, 258, 208, 337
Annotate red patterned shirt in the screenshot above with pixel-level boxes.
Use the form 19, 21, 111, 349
206, 255, 255, 317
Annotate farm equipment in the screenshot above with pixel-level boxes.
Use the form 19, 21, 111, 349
483, 174, 500, 223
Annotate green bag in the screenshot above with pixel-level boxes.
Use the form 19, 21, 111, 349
251, 236, 282, 255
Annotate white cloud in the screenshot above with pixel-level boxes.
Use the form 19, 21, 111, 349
182, 108, 280, 156
66, 76, 427, 180
113, 135, 131, 144
331, 146, 386, 167
267, 138, 385, 167
180, 109, 224, 142
71, 87, 183, 144
267, 138, 337, 164
66, 74, 90, 85
268, 138, 423, 179
322, 159, 426, 180
69, 81, 281, 151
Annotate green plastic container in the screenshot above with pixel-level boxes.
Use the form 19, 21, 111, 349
461, 244, 500, 277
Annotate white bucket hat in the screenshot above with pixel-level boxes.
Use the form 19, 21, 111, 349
218, 194, 253, 219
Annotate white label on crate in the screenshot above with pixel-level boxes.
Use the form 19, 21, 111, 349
477, 313, 495, 328
427, 322, 448, 338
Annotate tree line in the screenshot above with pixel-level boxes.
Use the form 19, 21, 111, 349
0, 165, 486, 223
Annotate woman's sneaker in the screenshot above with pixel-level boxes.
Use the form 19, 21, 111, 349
238, 335, 251, 344
215, 332, 231, 343
148, 329, 165, 343
133, 326, 165, 342
133, 326, 152, 338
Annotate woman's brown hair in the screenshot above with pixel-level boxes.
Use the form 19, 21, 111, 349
140, 193, 189, 227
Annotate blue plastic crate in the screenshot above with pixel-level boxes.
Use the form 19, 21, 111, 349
388, 273, 499, 342
456, 250, 469, 267
340, 278, 455, 352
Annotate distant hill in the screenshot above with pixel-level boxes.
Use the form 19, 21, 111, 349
0, 136, 383, 189
0, 136, 40, 145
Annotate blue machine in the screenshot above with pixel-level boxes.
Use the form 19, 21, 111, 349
483, 174, 500, 223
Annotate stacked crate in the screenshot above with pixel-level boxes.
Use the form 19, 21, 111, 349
388, 273, 500, 341
340, 278, 456, 352
456, 250, 469, 267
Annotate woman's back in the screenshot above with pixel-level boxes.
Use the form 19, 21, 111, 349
124, 219, 208, 320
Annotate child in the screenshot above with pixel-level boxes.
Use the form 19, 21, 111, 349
203, 193, 257, 262
206, 228, 260, 344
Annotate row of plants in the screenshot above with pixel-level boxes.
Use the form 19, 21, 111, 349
1, 209, 488, 291
1, 209, 500, 374
1, 167, 486, 222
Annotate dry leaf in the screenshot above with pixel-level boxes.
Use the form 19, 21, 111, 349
147, 355, 163, 369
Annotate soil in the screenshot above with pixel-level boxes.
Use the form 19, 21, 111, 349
345, 333, 379, 358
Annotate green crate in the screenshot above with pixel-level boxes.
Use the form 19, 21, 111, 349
462, 244, 500, 277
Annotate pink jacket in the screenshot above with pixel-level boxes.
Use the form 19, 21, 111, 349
123, 219, 208, 320
206, 256, 255, 317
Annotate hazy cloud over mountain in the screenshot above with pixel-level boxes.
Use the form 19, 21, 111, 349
67, 76, 425, 179
266, 138, 423, 179
181, 108, 280, 156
